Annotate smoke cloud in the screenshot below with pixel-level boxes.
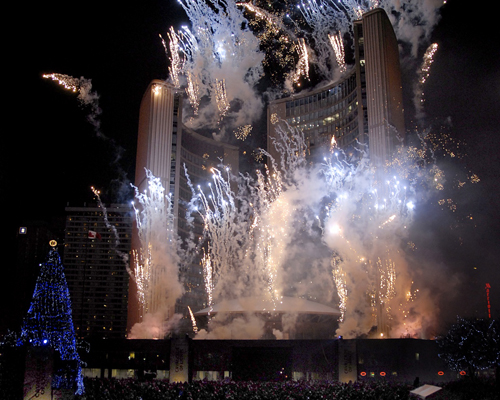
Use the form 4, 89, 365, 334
187, 118, 479, 339
128, 170, 186, 338
127, 1, 462, 340
43, 73, 132, 200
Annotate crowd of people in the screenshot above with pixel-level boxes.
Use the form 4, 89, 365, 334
77, 376, 500, 400
79, 378, 413, 400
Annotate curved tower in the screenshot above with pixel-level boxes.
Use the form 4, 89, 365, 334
268, 8, 405, 167
357, 8, 405, 165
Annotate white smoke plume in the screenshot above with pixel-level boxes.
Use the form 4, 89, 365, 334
129, 313, 183, 340
168, 0, 265, 137
43, 74, 104, 137
188, 117, 476, 339
43, 73, 131, 199
195, 312, 266, 340
128, 170, 186, 338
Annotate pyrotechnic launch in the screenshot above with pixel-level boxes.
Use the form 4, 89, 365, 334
114, 0, 475, 342
40, 1, 481, 344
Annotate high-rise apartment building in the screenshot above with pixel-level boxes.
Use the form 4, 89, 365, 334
63, 203, 132, 339
268, 8, 405, 166
128, 80, 239, 334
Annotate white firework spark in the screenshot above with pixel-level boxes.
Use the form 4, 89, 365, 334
166, 27, 183, 88
414, 43, 439, 121
128, 169, 185, 338
168, 0, 264, 127
328, 31, 346, 73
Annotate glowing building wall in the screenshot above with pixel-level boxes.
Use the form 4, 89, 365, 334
128, 80, 239, 335
357, 8, 405, 165
268, 69, 364, 164
129, 80, 181, 332
135, 80, 181, 205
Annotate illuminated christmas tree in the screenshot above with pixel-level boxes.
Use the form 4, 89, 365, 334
437, 316, 499, 379
20, 242, 84, 395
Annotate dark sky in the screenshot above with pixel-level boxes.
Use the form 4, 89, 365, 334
416, 1, 500, 324
3, 0, 499, 333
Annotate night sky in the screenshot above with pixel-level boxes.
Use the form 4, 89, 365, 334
3, 0, 499, 335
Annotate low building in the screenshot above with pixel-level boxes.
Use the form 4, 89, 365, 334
80, 338, 456, 384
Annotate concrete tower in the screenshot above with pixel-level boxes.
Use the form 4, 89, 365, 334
355, 8, 405, 166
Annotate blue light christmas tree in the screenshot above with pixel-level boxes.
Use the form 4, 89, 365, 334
437, 316, 500, 379
20, 242, 84, 395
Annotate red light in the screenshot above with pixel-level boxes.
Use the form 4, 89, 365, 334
485, 283, 492, 319
438, 371, 444, 376
459, 371, 466, 376
380, 371, 386, 376
360, 372, 366, 376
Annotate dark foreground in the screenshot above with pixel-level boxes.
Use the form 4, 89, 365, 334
77, 378, 499, 400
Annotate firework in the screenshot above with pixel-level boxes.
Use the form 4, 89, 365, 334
215, 79, 230, 120
167, 0, 264, 126
292, 38, 310, 85
128, 170, 185, 338
414, 43, 439, 121
43, 73, 102, 135
166, 27, 183, 88
234, 124, 252, 140
188, 306, 199, 334
43, 73, 80, 92
185, 71, 200, 115
128, 0, 452, 339
328, 32, 346, 73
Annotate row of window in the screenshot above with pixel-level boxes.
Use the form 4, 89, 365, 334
285, 73, 358, 117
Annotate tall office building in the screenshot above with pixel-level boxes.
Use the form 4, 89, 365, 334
63, 203, 132, 339
128, 80, 239, 335
268, 8, 405, 166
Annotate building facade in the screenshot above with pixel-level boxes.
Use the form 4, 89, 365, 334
268, 8, 405, 166
79, 337, 456, 384
63, 203, 132, 339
